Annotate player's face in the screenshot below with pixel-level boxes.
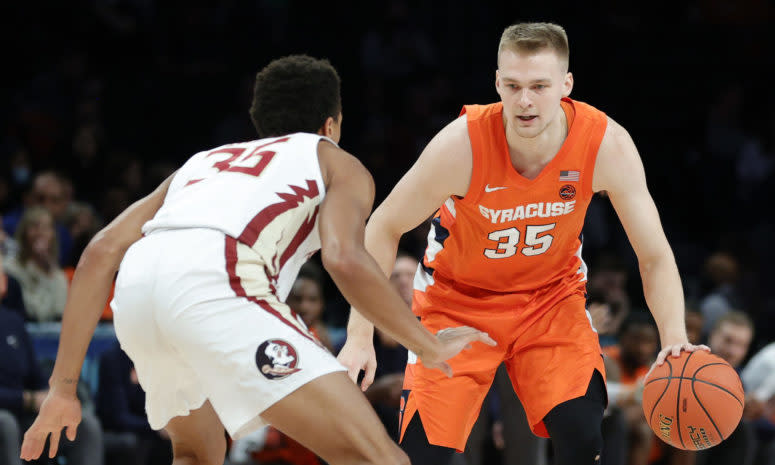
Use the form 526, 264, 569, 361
495, 48, 572, 139
709, 322, 752, 368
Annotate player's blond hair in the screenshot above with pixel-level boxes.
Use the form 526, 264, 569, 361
498, 22, 569, 69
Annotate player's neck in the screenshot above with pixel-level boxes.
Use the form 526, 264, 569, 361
505, 109, 567, 173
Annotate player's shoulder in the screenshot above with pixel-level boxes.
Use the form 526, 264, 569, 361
316, 139, 371, 189
422, 112, 471, 160
599, 116, 635, 153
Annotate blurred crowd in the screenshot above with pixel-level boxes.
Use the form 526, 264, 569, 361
1, 0, 773, 464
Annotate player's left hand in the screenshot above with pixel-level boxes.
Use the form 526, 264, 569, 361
20, 390, 82, 460
654, 342, 710, 367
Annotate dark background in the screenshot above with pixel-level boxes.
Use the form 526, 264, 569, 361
1, 0, 773, 348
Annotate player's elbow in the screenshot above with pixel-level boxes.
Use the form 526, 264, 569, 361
321, 241, 364, 280
81, 229, 126, 268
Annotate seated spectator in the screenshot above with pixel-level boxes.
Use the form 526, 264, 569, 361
3, 207, 68, 321
685, 306, 705, 345
603, 311, 658, 465
699, 252, 741, 337
588, 287, 618, 348
96, 343, 171, 465
0, 214, 19, 259
286, 262, 338, 352
0, 252, 26, 317
0, 308, 103, 464
365, 252, 415, 440
587, 254, 631, 346
2, 172, 73, 265
741, 342, 775, 465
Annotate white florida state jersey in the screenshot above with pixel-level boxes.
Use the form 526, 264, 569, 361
142, 132, 332, 300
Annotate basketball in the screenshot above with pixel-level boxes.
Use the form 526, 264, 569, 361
642, 350, 744, 450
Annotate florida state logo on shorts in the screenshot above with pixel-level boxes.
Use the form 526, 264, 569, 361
256, 339, 301, 380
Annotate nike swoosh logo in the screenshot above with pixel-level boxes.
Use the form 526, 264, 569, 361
484, 184, 508, 193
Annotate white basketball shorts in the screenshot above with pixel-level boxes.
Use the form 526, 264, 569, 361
111, 228, 345, 439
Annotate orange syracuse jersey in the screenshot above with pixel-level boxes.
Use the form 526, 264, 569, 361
417, 98, 608, 297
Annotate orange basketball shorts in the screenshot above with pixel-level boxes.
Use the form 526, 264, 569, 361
398, 276, 606, 451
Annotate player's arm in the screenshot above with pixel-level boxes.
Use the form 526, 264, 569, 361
21, 173, 174, 461
337, 117, 472, 386
317, 140, 491, 372
593, 119, 708, 366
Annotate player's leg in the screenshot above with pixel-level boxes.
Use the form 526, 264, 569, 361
163, 400, 226, 465
504, 294, 608, 465
395, 308, 505, 465
542, 370, 606, 465
260, 371, 408, 465
400, 413, 456, 465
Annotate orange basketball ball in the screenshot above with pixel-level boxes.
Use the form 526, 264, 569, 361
642, 350, 744, 450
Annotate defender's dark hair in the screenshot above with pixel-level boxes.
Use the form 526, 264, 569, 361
250, 55, 341, 138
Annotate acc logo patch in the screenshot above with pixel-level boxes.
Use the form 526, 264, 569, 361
559, 184, 576, 200
256, 339, 301, 380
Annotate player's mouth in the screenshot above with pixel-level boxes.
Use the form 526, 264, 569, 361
517, 115, 537, 124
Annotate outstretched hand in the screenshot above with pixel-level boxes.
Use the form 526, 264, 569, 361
20, 390, 82, 461
421, 326, 497, 377
337, 335, 378, 391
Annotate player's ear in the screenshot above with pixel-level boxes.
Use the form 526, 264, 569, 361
495, 69, 503, 96
563, 72, 574, 98
317, 116, 335, 138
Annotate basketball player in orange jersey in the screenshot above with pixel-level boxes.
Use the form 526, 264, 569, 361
19, 56, 495, 465
338, 23, 710, 465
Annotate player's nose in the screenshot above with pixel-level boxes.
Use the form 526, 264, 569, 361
518, 89, 532, 107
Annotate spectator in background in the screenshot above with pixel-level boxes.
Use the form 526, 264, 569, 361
588, 287, 618, 348
603, 312, 658, 465
3, 207, 68, 321
685, 306, 705, 345
286, 262, 338, 352
97, 343, 171, 465
587, 254, 631, 346
699, 252, 741, 337
0, 251, 26, 317
741, 342, 775, 465
694, 311, 756, 465
0, 308, 103, 465
366, 252, 415, 440
2, 172, 73, 265
0, 214, 19, 259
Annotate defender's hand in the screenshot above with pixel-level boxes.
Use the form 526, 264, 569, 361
337, 335, 378, 391
20, 390, 82, 460
421, 326, 497, 377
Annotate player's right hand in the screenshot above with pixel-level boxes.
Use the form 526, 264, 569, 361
422, 326, 497, 377
20, 390, 82, 461
337, 334, 378, 391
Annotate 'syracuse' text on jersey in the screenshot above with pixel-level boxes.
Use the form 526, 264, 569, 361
143, 133, 330, 300
418, 98, 607, 295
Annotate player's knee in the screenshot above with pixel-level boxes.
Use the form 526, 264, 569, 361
556, 426, 602, 464
171, 434, 225, 465
367, 445, 410, 465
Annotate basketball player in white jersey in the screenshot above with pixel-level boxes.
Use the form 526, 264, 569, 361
20, 55, 495, 465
